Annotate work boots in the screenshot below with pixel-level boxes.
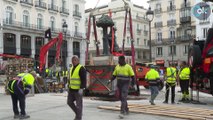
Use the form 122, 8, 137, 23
13, 114, 20, 119
19, 114, 30, 119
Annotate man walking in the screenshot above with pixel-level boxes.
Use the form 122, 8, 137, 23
67, 55, 87, 120
163, 64, 177, 104
178, 61, 190, 102
7, 71, 37, 119
110, 56, 135, 118
145, 66, 160, 105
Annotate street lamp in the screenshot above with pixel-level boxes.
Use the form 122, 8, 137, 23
146, 7, 154, 62
62, 21, 68, 69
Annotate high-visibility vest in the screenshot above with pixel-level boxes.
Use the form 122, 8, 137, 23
113, 64, 134, 81
179, 67, 190, 80
69, 64, 82, 90
166, 67, 176, 83
62, 70, 68, 77
145, 69, 160, 81
8, 73, 35, 93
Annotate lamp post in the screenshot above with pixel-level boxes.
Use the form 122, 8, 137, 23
146, 7, 154, 62
62, 21, 68, 69
171, 41, 174, 66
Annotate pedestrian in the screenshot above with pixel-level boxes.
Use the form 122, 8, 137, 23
67, 55, 87, 120
7, 71, 37, 119
178, 61, 190, 102
109, 55, 136, 118
163, 63, 177, 104
145, 65, 160, 105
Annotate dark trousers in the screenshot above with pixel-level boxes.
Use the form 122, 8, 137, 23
180, 80, 189, 99
67, 91, 83, 120
165, 83, 175, 102
117, 80, 129, 114
10, 93, 26, 115
8, 80, 26, 115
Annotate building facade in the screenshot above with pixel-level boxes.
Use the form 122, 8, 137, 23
195, 0, 213, 42
0, 0, 86, 71
148, 0, 196, 67
85, 0, 149, 63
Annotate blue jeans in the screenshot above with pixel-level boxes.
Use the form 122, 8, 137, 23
149, 86, 159, 102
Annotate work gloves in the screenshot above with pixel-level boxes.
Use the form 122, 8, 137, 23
78, 89, 84, 95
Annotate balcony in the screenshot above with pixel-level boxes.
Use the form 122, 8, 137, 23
4, 0, 18, 3
2, 19, 70, 37
73, 11, 82, 18
154, 22, 163, 28
137, 29, 142, 34
167, 20, 176, 26
71, 31, 84, 38
167, 5, 176, 12
35, 1, 47, 9
20, 0, 33, 6
60, 7, 69, 15
144, 30, 148, 36
199, 19, 210, 25
177, 35, 191, 42
154, 8, 162, 15
153, 38, 176, 45
48, 4, 58, 12
180, 16, 191, 23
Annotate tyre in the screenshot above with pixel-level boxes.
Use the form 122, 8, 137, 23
188, 45, 202, 68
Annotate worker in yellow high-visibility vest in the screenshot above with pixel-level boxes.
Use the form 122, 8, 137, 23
178, 61, 190, 102
67, 55, 86, 120
163, 64, 177, 104
109, 55, 136, 118
7, 71, 37, 119
145, 65, 160, 105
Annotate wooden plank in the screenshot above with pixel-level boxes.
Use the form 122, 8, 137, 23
98, 106, 206, 120
127, 106, 213, 115
128, 104, 213, 112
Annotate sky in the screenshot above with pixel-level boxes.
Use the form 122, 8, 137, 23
85, 0, 149, 9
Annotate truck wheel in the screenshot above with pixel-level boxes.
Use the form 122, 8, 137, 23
188, 45, 202, 68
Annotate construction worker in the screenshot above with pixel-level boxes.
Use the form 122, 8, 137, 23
7, 71, 37, 119
109, 55, 135, 118
145, 65, 160, 105
163, 63, 177, 104
67, 55, 86, 120
62, 68, 68, 85
178, 61, 190, 102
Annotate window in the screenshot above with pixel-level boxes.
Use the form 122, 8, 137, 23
4, 33, 16, 45
50, 16, 55, 31
170, 30, 175, 39
35, 37, 44, 47
203, 28, 208, 38
184, 45, 189, 54
144, 39, 147, 46
137, 38, 140, 45
157, 47, 163, 56
23, 10, 29, 27
73, 42, 80, 57
5, 6, 13, 24
21, 35, 31, 48
74, 4, 79, 12
169, 45, 176, 55
157, 32, 162, 41
37, 14, 43, 29
169, 1, 174, 10
62, 0, 66, 8
127, 37, 130, 44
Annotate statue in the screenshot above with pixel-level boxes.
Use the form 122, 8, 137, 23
96, 15, 114, 55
